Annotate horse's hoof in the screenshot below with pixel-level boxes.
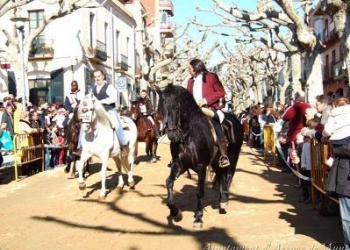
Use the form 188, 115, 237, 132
79, 182, 86, 190
152, 157, 157, 163
116, 186, 123, 194
173, 210, 183, 222
64, 168, 69, 174
128, 180, 135, 188
193, 221, 203, 230
98, 195, 106, 201
220, 201, 229, 209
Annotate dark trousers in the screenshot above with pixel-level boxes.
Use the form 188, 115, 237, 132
300, 169, 311, 199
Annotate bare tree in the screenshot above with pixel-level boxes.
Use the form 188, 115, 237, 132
193, 0, 326, 105
0, 0, 92, 99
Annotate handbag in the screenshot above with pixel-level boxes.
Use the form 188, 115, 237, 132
0, 130, 14, 151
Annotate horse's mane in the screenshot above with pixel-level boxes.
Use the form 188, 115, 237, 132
159, 85, 205, 122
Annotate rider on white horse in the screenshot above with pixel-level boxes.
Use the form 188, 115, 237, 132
74, 69, 129, 157
92, 69, 129, 157
138, 89, 160, 138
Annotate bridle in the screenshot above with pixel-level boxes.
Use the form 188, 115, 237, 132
79, 100, 96, 128
163, 106, 190, 142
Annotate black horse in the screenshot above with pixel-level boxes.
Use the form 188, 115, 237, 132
156, 84, 243, 229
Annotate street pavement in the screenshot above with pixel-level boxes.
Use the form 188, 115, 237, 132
0, 137, 344, 250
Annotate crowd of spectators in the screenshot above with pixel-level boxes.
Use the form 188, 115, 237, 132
0, 94, 71, 175
238, 92, 350, 249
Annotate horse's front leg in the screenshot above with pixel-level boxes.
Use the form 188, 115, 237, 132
166, 161, 182, 223
219, 172, 230, 210
77, 154, 89, 190
99, 158, 109, 200
193, 165, 206, 229
151, 141, 158, 163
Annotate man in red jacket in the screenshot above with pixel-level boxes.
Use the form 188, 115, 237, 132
187, 59, 228, 167
282, 91, 311, 147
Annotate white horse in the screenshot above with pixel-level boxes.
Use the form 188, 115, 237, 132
76, 93, 137, 199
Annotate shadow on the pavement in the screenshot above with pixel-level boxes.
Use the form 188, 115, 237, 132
24, 144, 343, 249
242, 146, 343, 246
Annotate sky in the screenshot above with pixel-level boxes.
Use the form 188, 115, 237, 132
171, 0, 257, 66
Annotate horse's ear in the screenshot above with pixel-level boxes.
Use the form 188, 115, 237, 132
153, 85, 161, 95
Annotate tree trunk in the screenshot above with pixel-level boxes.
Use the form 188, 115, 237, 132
291, 53, 302, 97
304, 50, 323, 106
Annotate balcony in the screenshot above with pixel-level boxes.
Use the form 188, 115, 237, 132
159, 0, 174, 16
87, 40, 107, 62
160, 22, 174, 38
115, 54, 128, 72
164, 38, 175, 57
322, 22, 338, 45
28, 43, 54, 60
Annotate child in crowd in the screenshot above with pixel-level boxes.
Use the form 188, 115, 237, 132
56, 128, 66, 166
299, 118, 318, 203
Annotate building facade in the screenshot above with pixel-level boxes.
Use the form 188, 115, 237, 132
0, 0, 138, 108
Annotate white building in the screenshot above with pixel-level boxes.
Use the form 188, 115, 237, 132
0, 0, 138, 108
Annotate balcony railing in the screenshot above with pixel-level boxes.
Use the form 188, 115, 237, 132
159, 0, 174, 16
160, 22, 174, 37
322, 22, 337, 44
29, 42, 54, 59
87, 40, 107, 61
115, 54, 128, 72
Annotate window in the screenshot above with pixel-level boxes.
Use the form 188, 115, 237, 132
104, 22, 108, 52
115, 31, 120, 63
89, 13, 95, 47
29, 10, 45, 54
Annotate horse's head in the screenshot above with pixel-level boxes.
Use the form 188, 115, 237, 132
77, 93, 97, 132
156, 85, 183, 143
130, 101, 141, 120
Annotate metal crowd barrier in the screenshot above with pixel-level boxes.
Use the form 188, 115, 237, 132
13, 132, 44, 181
310, 138, 338, 204
263, 124, 276, 167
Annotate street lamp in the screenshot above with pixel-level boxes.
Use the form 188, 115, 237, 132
10, 15, 29, 110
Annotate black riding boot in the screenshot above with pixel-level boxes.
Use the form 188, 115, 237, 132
218, 138, 230, 167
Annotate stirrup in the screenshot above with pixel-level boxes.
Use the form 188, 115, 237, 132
219, 156, 230, 168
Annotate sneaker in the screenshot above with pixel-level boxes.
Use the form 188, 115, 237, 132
121, 145, 129, 158
219, 156, 230, 168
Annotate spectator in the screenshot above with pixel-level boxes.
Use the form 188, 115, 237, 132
18, 111, 44, 175
1, 102, 14, 140
299, 118, 318, 203
323, 97, 350, 249
64, 80, 84, 113
282, 91, 311, 146
29, 110, 41, 129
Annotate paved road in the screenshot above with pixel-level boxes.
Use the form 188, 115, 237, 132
0, 138, 343, 250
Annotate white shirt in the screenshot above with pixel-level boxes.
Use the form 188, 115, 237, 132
192, 74, 203, 102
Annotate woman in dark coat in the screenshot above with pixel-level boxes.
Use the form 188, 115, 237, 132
323, 97, 350, 249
